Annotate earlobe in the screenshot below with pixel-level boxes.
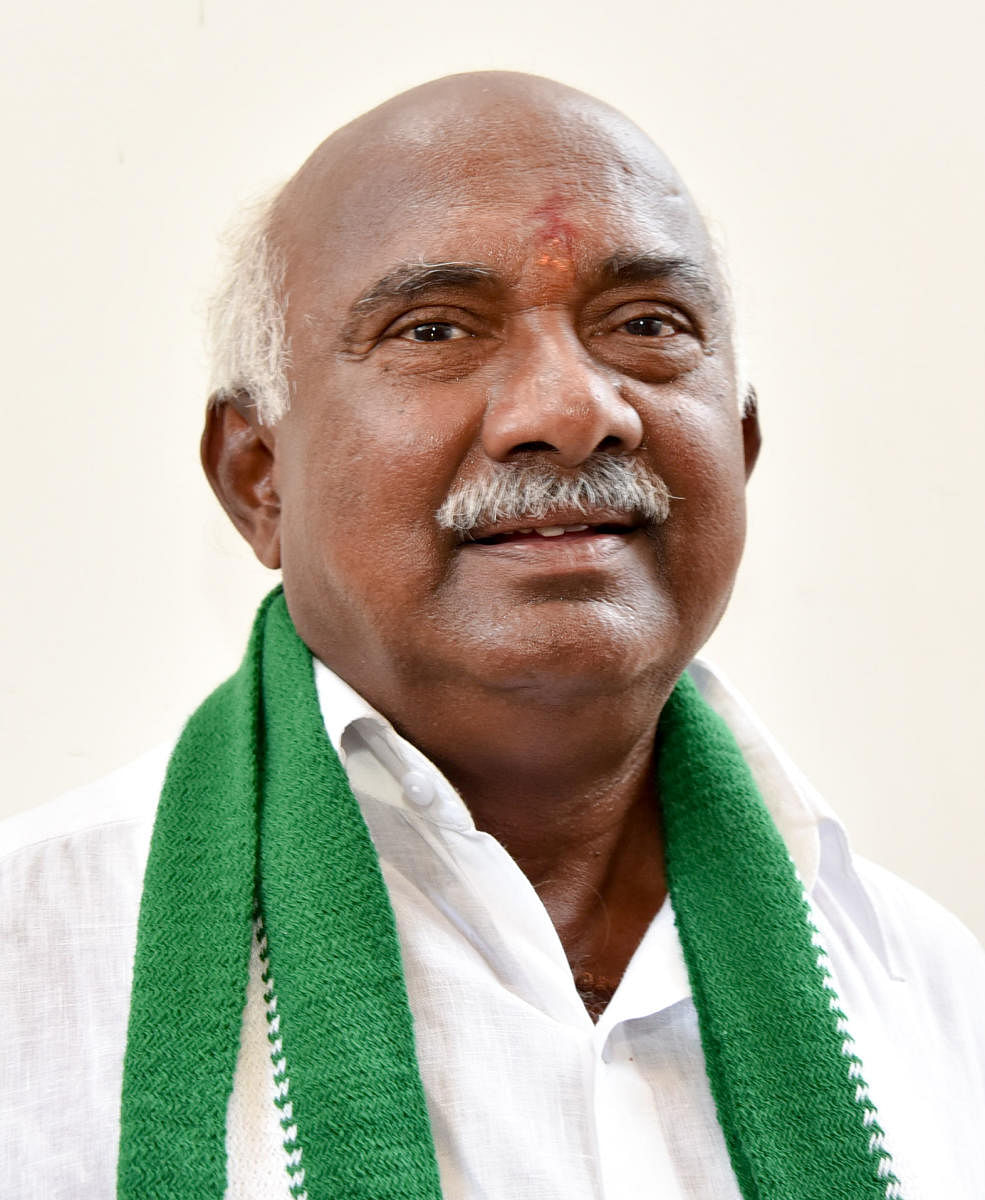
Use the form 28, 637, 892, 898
741, 385, 762, 481
201, 395, 283, 569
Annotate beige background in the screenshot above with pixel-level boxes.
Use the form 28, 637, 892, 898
3, 0, 983, 938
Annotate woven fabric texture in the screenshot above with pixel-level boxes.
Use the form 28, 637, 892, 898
660, 674, 901, 1199
119, 588, 899, 1199
119, 590, 441, 1199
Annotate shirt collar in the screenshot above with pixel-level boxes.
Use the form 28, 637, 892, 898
313, 654, 901, 977
313, 657, 385, 755
690, 658, 902, 980
686, 660, 826, 889
312, 658, 474, 830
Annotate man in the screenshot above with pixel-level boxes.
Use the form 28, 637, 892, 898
2, 72, 983, 1199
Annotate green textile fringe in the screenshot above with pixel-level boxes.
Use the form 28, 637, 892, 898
119, 588, 900, 1199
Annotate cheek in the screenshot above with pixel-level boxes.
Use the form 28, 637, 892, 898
648, 402, 748, 592
277, 402, 472, 599
647, 386, 745, 485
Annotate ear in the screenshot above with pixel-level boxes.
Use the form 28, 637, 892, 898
741, 384, 761, 481
201, 394, 282, 569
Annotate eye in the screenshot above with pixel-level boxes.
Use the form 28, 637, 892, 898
584, 300, 702, 381
622, 316, 675, 338
398, 321, 470, 343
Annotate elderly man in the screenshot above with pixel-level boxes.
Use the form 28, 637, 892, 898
2, 72, 983, 1200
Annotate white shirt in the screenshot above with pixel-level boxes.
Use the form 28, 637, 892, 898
2, 660, 984, 1199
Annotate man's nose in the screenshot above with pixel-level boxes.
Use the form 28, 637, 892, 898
480, 322, 644, 467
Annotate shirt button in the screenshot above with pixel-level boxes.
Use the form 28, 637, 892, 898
401, 769, 435, 808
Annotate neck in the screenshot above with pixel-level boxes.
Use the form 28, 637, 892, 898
390, 677, 673, 1007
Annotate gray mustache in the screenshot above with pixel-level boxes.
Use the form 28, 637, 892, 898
435, 454, 673, 536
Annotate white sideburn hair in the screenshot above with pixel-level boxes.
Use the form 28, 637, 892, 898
205, 191, 750, 424
207, 185, 291, 425
704, 216, 750, 412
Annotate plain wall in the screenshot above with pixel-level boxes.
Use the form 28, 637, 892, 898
3, 0, 983, 939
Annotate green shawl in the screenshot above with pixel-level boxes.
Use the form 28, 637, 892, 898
118, 588, 902, 1199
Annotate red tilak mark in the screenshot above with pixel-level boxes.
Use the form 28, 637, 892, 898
536, 252, 572, 271
532, 193, 577, 262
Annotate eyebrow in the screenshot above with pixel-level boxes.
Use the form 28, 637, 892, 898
351, 261, 502, 313
343, 250, 719, 336
595, 251, 720, 305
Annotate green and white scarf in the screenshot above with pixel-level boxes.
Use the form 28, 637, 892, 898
118, 588, 903, 1199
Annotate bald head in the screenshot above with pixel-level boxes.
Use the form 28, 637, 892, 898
273, 72, 708, 311
275, 72, 689, 238
208, 72, 734, 423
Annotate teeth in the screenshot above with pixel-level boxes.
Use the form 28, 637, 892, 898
530, 528, 592, 542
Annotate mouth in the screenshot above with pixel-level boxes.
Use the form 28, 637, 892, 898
470, 523, 633, 547
463, 515, 639, 546
453, 512, 650, 589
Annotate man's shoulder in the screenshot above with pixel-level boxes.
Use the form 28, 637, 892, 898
0, 740, 173, 881
0, 745, 174, 1194
853, 853, 985, 980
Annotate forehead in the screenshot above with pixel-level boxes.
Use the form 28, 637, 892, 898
276, 110, 717, 316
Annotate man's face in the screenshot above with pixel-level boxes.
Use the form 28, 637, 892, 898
265, 99, 752, 713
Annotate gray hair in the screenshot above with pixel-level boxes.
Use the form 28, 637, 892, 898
704, 219, 752, 416
206, 191, 750, 425
207, 185, 291, 424
436, 453, 672, 537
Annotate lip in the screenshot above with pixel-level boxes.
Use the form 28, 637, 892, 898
461, 509, 639, 544
457, 526, 641, 573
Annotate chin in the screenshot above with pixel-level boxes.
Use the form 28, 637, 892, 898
455, 598, 687, 701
